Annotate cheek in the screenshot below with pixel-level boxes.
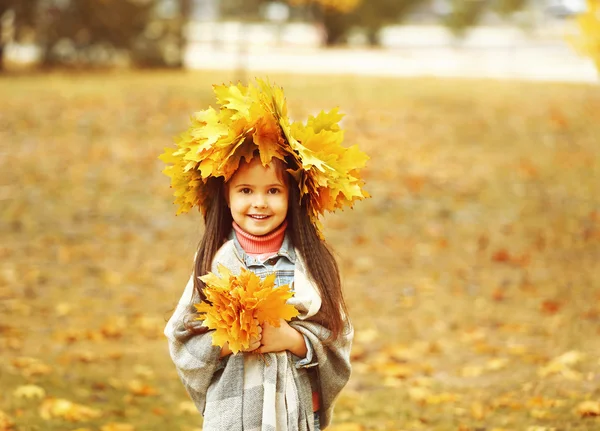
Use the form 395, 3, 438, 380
276, 195, 289, 213
229, 196, 246, 212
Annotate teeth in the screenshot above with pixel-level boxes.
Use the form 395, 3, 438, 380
250, 215, 268, 219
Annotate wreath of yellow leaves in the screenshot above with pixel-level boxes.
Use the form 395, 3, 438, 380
159, 79, 369, 232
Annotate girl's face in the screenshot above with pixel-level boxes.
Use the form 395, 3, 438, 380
227, 157, 289, 236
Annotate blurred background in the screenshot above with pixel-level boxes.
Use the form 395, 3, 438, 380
1, 0, 598, 80
1, 1, 600, 431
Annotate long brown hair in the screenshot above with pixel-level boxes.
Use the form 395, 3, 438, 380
189, 156, 349, 341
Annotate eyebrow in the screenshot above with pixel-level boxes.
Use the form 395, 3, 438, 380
234, 183, 284, 188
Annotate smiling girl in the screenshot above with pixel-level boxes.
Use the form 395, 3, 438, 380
161, 80, 369, 431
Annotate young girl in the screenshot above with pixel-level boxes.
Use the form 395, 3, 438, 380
161, 80, 368, 431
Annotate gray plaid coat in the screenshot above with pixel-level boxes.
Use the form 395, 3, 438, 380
164, 239, 353, 431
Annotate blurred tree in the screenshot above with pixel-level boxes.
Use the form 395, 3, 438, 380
288, 0, 531, 45
349, 0, 422, 45
0, 0, 36, 71
38, 0, 156, 67
2, 0, 192, 69
220, 0, 265, 20
130, 0, 193, 68
289, 0, 421, 45
287, 0, 362, 45
441, 0, 487, 38
492, 0, 529, 17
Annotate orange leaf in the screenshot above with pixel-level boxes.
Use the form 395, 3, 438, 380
39, 398, 101, 422
196, 266, 299, 354
576, 400, 600, 417
541, 300, 561, 315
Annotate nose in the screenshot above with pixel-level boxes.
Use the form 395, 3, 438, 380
252, 194, 267, 208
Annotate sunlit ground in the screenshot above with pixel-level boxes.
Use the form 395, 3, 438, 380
1, 71, 599, 431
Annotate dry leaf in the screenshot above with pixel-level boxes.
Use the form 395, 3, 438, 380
39, 398, 101, 421
0, 410, 15, 430
127, 380, 157, 396
530, 409, 551, 419
133, 364, 155, 379
11, 357, 52, 378
539, 350, 584, 379
575, 400, 600, 417
327, 423, 365, 431
486, 358, 509, 371
470, 401, 486, 420
195, 265, 299, 354
13, 385, 45, 400
178, 401, 198, 415
101, 424, 135, 431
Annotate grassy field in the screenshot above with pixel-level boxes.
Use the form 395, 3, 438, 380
1, 71, 599, 431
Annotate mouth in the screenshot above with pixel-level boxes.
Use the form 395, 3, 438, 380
248, 214, 271, 220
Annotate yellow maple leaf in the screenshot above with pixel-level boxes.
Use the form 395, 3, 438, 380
13, 384, 46, 399
195, 265, 299, 354
567, 0, 600, 73
39, 398, 101, 422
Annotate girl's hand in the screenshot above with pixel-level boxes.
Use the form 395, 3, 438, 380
243, 327, 262, 352
242, 318, 263, 352
219, 320, 262, 357
257, 319, 307, 357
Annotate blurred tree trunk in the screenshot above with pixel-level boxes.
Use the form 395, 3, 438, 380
0, 0, 37, 72
176, 0, 193, 68
319, 7, 352, 45
310, 0, 424, 46
443, 0, 488, 38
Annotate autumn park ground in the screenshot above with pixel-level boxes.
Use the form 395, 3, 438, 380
1, 71, 599, 431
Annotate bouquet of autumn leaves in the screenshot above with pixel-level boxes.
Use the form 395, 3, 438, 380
195, 265, 299, 354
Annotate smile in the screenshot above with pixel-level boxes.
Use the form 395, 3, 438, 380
248, 215, 270, 219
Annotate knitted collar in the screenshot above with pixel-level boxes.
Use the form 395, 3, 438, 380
232, 220, 287, 255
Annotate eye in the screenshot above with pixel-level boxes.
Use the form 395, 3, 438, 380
268, 188, 280, 194
240, 188, 252, 194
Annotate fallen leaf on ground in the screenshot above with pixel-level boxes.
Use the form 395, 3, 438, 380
0, 410, 15, 430
328, 423, 365, 431
575, 400, 600, 417
127, 380, 158, 396
178, 401, 198, 415
11, 357, 52, 378
538, 350, 584, 379
39, 398, 101, 421
13, 385, 45, 399
100, 423, 135, 431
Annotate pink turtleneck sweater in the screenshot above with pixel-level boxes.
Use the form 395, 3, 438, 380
232, 221, 287, 260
